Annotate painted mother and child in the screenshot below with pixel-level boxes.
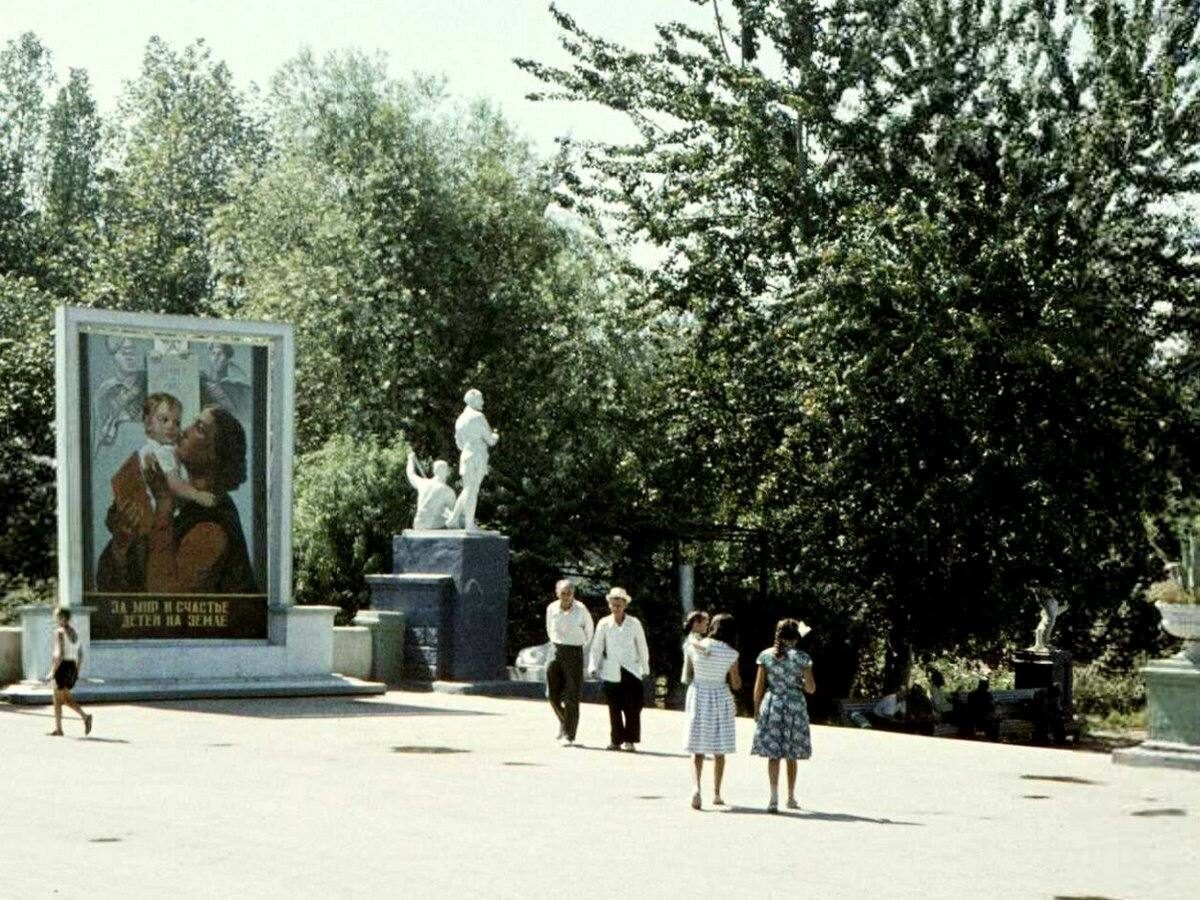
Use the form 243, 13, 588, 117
95, 392, 257, 595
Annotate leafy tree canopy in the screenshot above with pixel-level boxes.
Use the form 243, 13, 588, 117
520, 0, 1200, 685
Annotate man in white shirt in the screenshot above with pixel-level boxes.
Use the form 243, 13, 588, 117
545, 579, 594, 745
589, 587, 650, 751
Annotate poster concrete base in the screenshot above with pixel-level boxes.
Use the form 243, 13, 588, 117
6, 604, 385, 701
0, 674, 384, 704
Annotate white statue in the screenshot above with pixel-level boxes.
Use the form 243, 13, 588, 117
446, 388, 499, 531
406, 452, 457, 530
1030, 593, 1069, 652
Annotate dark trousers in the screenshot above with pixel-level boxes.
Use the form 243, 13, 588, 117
603, 668, 644, 745
547, 644, 583, 740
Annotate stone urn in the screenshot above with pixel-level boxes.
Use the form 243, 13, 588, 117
1113, 599, 1200, 769
1157, 601, 1200, 665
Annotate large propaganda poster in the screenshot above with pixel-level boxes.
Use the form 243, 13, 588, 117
68, 315, 277, 640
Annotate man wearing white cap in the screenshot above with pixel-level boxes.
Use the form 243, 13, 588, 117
590, 587, 651, 751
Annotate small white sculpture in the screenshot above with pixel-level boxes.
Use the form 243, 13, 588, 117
446, 388, 499, 531
406, 452, 457, 530
1030, 593, 1069, 652
513, 642, 556, 683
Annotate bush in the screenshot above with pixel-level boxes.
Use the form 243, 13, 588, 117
0, 575, 56, 625
1073, 660, 1147, 720
292, 433, 413, 624
903, 655, 1015, 696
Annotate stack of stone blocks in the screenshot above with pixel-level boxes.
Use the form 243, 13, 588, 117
366, 530, 509, 683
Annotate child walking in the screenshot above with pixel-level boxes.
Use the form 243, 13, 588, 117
46, 607, 93, 737
750, 618, 814, 812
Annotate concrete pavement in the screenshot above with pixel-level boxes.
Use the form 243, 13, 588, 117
1, 691, 1194, 899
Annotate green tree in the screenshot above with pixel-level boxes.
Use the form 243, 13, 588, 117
41, 68, 102, 298
0, 35, 58, 583
0, 32, 53, 277
213, 51, 650, 645
522, 0, 1200, 688
88, 37, 264, 316
292, 433, 413, 622
0, 276, 57, 580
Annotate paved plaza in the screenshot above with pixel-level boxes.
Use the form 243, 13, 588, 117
2, 690, 1195, 899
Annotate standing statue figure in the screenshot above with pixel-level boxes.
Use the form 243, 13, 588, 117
406, 452, 457, 530
94, 336, 146, 449
1031, 594, 1069, 653
446, 388, 499, 531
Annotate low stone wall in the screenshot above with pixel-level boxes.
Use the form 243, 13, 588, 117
333, 626, 372, 680
0, 626, 22, 684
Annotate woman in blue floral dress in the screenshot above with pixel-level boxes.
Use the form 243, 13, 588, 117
751, 618, 815, 812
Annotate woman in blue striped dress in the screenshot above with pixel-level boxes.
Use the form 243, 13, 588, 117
683, 613, 741, 810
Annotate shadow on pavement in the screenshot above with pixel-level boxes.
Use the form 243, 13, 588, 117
724, 805, 923, 825
136, 697, 494, 719
1020, 774, 1101, 786
0, 707, 53, 720
570, 744, 691, 759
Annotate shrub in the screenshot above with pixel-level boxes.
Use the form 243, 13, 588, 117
292, 433, 413, 624
1072, 660, 1147, 720
0, 575, 56, 625
908, 655, 1014, 695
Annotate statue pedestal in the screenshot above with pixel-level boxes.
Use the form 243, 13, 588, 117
1113, 656, 1200, 771
1013, 649, 1073, 709
352, 609, 407, 685
366, 529, 509, 682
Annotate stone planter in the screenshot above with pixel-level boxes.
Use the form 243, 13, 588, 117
1157, 601, 1200, 665
1113, 602, 1200, 770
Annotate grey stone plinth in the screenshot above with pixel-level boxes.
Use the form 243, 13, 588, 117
390, 530, 511, 682
366, 574, 452, 680
353, 609, 406, 684
1112, 655, 1200, 771
1013, 648, 1073, 709
1143, 656, 1200, 746
1112, 741, 1200, 772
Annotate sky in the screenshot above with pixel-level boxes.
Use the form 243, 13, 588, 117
2, 0, 711, 158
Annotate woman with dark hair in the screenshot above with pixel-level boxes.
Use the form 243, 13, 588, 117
679, 610, 709, 686
97, 404, 255, 595
751, 618, 815, 812
45, 608, 92, 737
141, 405, 257, 594
683, 612, 741, 810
